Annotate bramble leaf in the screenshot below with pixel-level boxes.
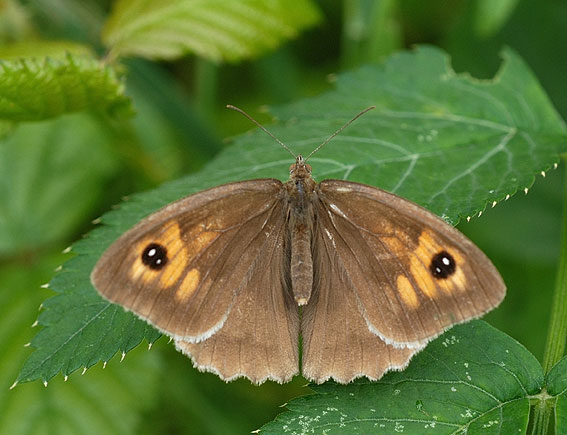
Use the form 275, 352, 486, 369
0, 256, 161, 435
103, 0, 321, 62
261, 321, 543, 434
0, 54, 132, 121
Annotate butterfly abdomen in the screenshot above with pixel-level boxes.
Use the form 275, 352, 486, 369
290, 220, 313, 306
286, 165, 317, 306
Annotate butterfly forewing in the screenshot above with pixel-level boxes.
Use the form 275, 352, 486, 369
315, 180, 506, 347
91, 179, 290, 342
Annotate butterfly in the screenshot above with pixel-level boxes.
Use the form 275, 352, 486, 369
91, 106, 506, 384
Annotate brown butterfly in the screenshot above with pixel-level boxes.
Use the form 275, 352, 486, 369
91, 106, 506, 384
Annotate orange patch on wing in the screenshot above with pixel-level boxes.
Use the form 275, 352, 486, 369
176, 268, 200, 302
409, 254, 437, 299
436, 250, 467, 294
128, 262, 156, 283
413, 231, 439, 264
381, 234, 436, 299
127, 221, 187, 287
158, 222, 188, 287
127, 220, 220, 291
415, 231, 467, 294
396, 275, 420, 309
129, 240, 160, 284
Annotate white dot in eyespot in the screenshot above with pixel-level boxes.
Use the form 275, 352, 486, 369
442, 256, 451, 266
147, 248, 157, 257
156, 258, 162, 265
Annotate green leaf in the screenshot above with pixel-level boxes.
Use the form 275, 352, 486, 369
261, 321, 543, 434
0, 39, 93, 60
0, 54, 132, 121
0, 255, 162, 435
19, 46, 567, 384
0, 113, 118, 255
102, 0, 321, 62
272, 46, 567, 223
546, 356, 567, 433
16, 246, 161, 383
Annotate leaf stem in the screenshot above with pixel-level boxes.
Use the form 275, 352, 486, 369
532, 160, 567, 434
530, 395, 553, 435
542, 160, 567, 374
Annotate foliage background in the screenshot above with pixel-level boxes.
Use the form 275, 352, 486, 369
0, 0, 566, 433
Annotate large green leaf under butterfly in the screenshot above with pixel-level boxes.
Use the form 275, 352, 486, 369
18, 46, 567, 384
261, 321, 551, 434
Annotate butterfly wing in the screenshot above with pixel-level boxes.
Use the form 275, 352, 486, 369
302, 216, 421, 384
91, 179, 297, 349
312, 179, 505, 348
175, 211, 299, 384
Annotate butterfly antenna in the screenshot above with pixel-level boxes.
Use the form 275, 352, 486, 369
304, 106, 376, 162
226, 105, 296, 159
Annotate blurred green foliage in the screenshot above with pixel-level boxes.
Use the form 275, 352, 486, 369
1, 0, 566, 433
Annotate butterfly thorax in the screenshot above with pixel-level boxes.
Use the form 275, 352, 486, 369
286, 154, 316, 209
285, 155, 317, 306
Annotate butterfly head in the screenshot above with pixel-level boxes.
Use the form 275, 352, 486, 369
289, 154, 312, 180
